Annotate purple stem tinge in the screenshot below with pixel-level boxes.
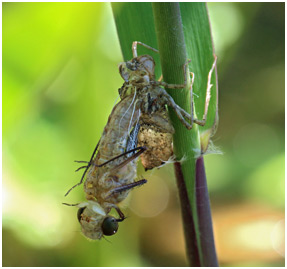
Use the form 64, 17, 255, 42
174, 156, 218, 266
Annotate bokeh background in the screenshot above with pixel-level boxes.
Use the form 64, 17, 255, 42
3, 2, 284, 267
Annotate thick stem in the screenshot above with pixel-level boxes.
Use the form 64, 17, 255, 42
174, 162, 200, 266
152, 3, 218, 266
196, 157, 218, 266
152, 3, 201, 266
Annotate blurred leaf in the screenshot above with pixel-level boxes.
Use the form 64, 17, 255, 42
245, 153, 285, 208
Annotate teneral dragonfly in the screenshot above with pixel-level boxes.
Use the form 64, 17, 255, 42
64, 94, 147, 240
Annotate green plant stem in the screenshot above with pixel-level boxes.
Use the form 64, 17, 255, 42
195, 156, 218, 266
152, 3, 218, 266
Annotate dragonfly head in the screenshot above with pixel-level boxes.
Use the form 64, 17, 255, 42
77, 201, 120, 240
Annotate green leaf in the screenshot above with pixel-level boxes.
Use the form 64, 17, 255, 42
112, 3, 159, 72
180, 3, 218, 152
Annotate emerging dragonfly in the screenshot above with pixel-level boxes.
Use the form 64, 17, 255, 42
64, 94, 147, 240
118, 41, 217, 170
64, 41, 216, 240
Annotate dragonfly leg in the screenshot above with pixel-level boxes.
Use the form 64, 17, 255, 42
158, 56, 217, 129
159, 73, 195, 130
62, 202, 79, 206
105, 179, 147, 200
96, 146, 146, 171
132, 41, 159, 57
191, 56, 217, 126
155, 60, 191, 89
75, 165, 89, 172
176, 56, 217, 127
114, 206, 125, 222
65, 140, 100, 197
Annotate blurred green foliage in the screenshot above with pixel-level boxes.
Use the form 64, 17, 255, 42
3, 2, 284, 267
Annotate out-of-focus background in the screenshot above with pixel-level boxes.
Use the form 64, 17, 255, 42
3, 2, 284, 267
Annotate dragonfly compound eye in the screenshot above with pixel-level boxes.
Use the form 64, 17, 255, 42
102, 216, 119, 236
77, 207, 86, 223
